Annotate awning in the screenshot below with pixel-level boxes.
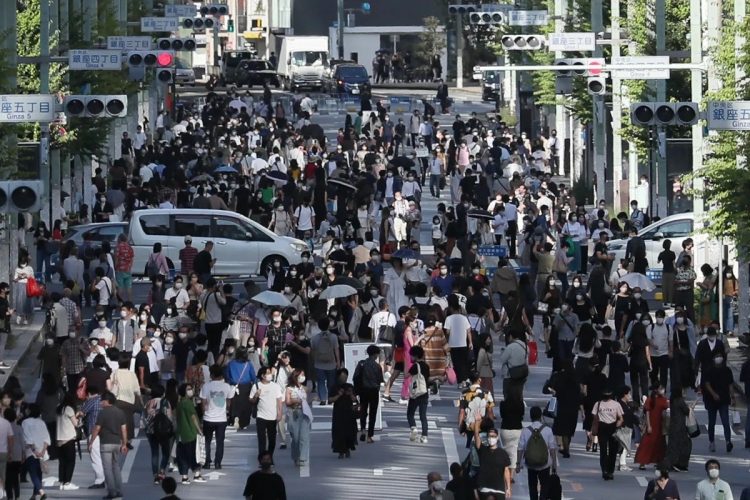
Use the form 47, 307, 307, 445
242, 31, 265, 39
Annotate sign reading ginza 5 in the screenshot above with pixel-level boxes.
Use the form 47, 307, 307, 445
707, 101, 750, 131
0, 95, 56, 123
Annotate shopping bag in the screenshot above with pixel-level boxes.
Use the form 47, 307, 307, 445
732, 408, 742, 425
528, 339, 538, 365
445, 366, 457, 385
195, 437, 206, 464
686, 406, 701, 438
26, 276, 45, 298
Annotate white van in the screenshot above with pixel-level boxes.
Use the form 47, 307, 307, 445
128, 209, 308, 276
606, 212, 729, 271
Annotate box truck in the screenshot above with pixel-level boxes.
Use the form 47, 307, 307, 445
277, 36, 330, 91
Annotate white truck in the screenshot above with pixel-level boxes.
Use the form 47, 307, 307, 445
277, 36, 330, 92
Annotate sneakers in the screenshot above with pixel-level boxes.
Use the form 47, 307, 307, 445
234, 417, 240, 430
60, 483, 80, 490
409, 427, 418, 441
0, 362, 11, 369
419, 436, 428, 444
193, 475, 206, 483
398, 398, 409, 405
181, 477, 190, 485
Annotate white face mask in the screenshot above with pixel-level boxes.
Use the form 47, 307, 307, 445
654, 470, 663, 479
140, 313, 148, 321
572, 282, 581, 288
98, 321, 107, 328
174, 282, 183, 290
635, 313, 642, 320
676, 317, 685, 325
263, 374, 273, 382
656, 318, 664, 325
179, 333, 188, 339
120, 311, 128, 319
165, 337, 174, 345
298, 375, 306, 384
488, 437, 498, 447
641, 319, 650, 326
634, 293, 642, 299
430, 481, 445, 492
45, 338, 54, 346
708, 469, 720, 480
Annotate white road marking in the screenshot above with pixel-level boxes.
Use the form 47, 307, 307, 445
122, 439, 142, 482
373, 468, 383, 476
635, 476, 649, 487
441, 428, 460, 474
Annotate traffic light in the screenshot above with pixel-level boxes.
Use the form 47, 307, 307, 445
630, 102, 700, 126
501, 35, 545, 50
182, 17, 214, 30
199, 3, 228, 16
469, 11, 505, 24
157, 38, 197, 51
127, 51, 175, 82
587, 77, 606, 95
553, 58, 603, 77
63, 95, 127, 118
227, 18, 234, 32
0, 181, 44, 213
448, 4, 477, 15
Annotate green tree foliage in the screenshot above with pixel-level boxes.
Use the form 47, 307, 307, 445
619, 0, 652, 157
688, 10, 750, 257
418, 16, 448, 72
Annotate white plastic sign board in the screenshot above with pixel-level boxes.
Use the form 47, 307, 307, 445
165, 4, 196, 17
508, 10, 548, 26
140, 17, 179, 32
69, 50, 122, 70
547, 32, 595, 52
107, 36, 152, 51
707, 101, 750, 130
0, 95, 56, 123
343, 343, 383, 430
610, 56, 669, 80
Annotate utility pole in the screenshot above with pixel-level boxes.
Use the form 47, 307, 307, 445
456, 15, 464, 89
611, 0, 624, 213
554, 0, 567, 179
337, 0, 344, 59
654, 0, 667, 218
591, 0, 605, 204
39, 0, 52, 231
735, 0, 748, 343
0, 0, 18, 286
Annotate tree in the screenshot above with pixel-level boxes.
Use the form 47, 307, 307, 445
418, 16, 447, 73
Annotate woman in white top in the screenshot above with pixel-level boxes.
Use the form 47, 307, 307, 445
56, 392, 80, 490
22, 405, 50, 500
284, 369, 313, 467
110, 352, 142, 442
12, 256, 34, 325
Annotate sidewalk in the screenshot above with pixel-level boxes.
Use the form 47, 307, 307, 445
0, 310, 45, 388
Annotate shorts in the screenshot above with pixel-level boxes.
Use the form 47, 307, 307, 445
116, 271, 132, 289
394, 362, 405, 372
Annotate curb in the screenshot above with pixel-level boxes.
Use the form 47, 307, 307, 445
0, 310, 45, 389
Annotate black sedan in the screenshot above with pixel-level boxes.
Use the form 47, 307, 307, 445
236, 59, 280, 88
324, 63, 371, 96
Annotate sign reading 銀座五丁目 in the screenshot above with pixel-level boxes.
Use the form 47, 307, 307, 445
0, 95, 56, 123
707, 101, 750, 131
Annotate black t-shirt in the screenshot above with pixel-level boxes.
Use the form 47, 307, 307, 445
286, 337, 311, 371
659, 250, 676, 273
705, 366, 734, 405
194, 250, 213, 275
459, 175, 475, 197
629, 327, 650, 368
593, 241, 608, 259
477, 445, 510, 491
135, 350, 152, 387
408, 360, 430, 380
242, 470, 287, 500
121, 138, 133, 155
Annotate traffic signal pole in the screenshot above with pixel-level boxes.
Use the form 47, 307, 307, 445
0, 0, 17, 286
610, 0, 624, 213
591, 0, 605, 206
655, 0, 667, 218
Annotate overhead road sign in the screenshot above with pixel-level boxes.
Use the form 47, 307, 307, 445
0, 94, 56, 123
611, 56, 670, 80
547, 32, 596, 52
708, 101, 750, 130
165, 4, 196, 17
141, 17, 179, 32
107, 36, 152, 51
509, 10, 548, 26
69, 50, 122, 70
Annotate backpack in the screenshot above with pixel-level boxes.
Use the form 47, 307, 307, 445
524, 425, 549, 468
409, 362, 428, 399
147, 399, 174, 438
411, 297, 433, 323
353, 359, 366, 393
314, 332, 336, 364
145, 255, 159, 278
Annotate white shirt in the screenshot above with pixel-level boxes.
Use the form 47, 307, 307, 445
694, 478, 734, 500
401, 180, 421, 199
0, 416, 12, 453
294, 205, 315, 231
250, 381, 283, 421
94, 277, 113, 306
92, 327, 113, 347
133, 132, 147, 150
444, 313, 471, 348
200, 380, 234, 423
139, 164, 153, 183
165, 288, 190, 310
369, 311, 396, 340
21, 418, 50, 460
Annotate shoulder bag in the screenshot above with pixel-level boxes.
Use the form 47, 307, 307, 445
507, 341, 529, 380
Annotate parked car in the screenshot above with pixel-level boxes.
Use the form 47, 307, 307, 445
128, 209, 308, 276
236, 59, 280, 88
49, 222, 128, 276
324, 63, 371, 96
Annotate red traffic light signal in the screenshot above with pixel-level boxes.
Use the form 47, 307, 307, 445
157, 52, 174, 67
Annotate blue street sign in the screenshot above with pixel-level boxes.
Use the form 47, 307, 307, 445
477, 245, 508, 257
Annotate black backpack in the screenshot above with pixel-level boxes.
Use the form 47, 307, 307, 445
353, 360, 366, 393
147, 399, 174, 438
411, 297, 433, 322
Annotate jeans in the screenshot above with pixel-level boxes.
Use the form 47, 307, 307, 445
100, 443, 123, 497
706, 403, 731, 443
315, 367, 337, 403
407, 393, 429, 436
256, 418, 278, 456
36, 249, 50, 281
527, 466, 551, 500
597, 422, 618, 475
176, 440, 199, 476
58, 439, 76, 484
147, 434, 171, 475
558, 339, 574, 363
286, 409, 311, 463
429, 174, 442, 197
649, 355, 670, 389
24, 456, 42, 495
203, 420, 227, 465
359, 388, 380, 438
723, 299, 735, 334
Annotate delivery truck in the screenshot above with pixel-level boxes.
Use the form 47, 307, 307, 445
277, 36, 330, 92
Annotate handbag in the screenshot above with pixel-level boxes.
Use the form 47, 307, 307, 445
26, 276, 44, 298
76, 376, 88, 400
661, 408, 670, 436
591, 402, 600, 436
445, 365, 457, 385
686, 400, 701, 438
507, 341, 529, 380
229, 362, 250, 396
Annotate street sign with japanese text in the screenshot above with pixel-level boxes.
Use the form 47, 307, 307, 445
508, 10, 548, 26
547, 32, 596, 52
69, 50, 122, 70
140, 17, 179, 32
707, 101, 750, 130
165, 4, 196, 17
610, 56, 669, 80
0, 95, 56, 123
107, 36, 152, 51
477, 245, 509, 257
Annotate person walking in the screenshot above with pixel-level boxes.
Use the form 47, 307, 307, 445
242, 451, 287, 500
80, 386, 105, 489
113, 234, 134, 303
473, 425, 512, 499
498, 329, 528, 404
55, 392, 80, 490
406, 345, 430, 444
22, 404, 49, 500
635, 385, 669, 470
542, 359, 580, 458
311, 321, 340, 406
284, 369, 312, 467
516, 406, 557, 500
353, 345, 383, 443
663, 389, 692, 472
175, 383, 205, 485
444, 296, 472, 385
87, 391, 128, 500
250, 366, 284, 457
592, 388, 624, 480
200, 364, 233, 468
420, 471, 455, 500
644, 466, 681, 500
144, 385, 173, 484
657, 239, 676, 307
695, 459, 734, 500
702, 351, 736, 453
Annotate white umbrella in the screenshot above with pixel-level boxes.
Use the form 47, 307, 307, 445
251, 157, 269, 173
618, 272, 656, 292
251, 290, 291, 307
229, 98, 247, 111
319, 284, 358, 300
